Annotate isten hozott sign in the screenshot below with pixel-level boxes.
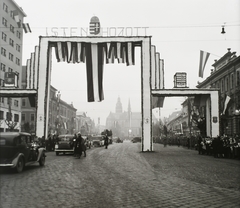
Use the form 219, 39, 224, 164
45, 16, 149, 37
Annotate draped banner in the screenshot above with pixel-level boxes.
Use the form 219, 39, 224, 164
85, 43, 104, 102
198, 50, 210, 78
51, 41, 138, 102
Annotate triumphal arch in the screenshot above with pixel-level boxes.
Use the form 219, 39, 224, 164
0, 35, 220, 151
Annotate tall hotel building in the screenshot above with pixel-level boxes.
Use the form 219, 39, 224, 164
0, 0, 26, 132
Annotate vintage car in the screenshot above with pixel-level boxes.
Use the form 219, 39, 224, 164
55, 134, 75, 156
91, 135, 104, 147
131, 137, 141, 143
0, 132, 46, 173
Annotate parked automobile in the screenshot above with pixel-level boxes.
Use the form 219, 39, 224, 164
116, 137, 123, 143
91, 135, 104, 147
0, 132, 46, 173
55, 134, 75, 156
132, 137, 141, 143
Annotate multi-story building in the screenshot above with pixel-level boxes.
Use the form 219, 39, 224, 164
75, 112, 95, 135
197, 48, 240, 136
21, 81, 77, 136
0, 0, 26, 132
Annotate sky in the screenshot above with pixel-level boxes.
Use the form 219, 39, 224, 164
16, 0, 240, 125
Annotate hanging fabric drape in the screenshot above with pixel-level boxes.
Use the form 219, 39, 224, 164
51, 41, 139, 102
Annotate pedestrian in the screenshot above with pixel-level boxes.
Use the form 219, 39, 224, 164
104, 134, 109, 149
73, 133, 77, 157
75, 133, 83, 159
81, 136, 87, 157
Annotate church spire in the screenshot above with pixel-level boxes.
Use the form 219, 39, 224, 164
115, 96, 122, 113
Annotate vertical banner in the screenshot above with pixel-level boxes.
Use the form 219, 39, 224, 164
160, 59, 164, 89
26, 59, 31, 89
34, 46, 39, 89
155, 52, 160, 89
30, 52, 35, 89
151, 45, 156, 89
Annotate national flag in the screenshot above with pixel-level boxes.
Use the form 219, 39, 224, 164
198, 50, 210, 78
152, 96, 165, 109
85, 43, 104, 102
22, 23, 31, 33
106, 43, 114, 64
126, 42, 135, 66
223, 95, 231, 115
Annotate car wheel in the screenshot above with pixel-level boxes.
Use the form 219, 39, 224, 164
39, 155, 45, 166
56, 152, 59, 156
15, 156, 24, 173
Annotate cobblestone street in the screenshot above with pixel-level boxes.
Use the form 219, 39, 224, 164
0, 141, 240, 208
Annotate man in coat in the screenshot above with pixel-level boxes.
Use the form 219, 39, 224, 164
104, 134, 109, 149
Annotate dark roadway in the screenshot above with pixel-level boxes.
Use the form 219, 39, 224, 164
0, 141, 240, 208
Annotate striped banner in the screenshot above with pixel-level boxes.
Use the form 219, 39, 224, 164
198, 50, 210, 78
85, 43, 104, 102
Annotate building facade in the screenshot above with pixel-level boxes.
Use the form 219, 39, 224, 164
0, 0, 26, 132
21, 85, 77, 136
197, 48, 240, 136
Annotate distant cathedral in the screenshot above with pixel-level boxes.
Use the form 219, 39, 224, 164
106, 97, 157, 139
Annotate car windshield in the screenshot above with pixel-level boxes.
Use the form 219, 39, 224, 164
58, 137, 72, 141
92, 137, 102, 141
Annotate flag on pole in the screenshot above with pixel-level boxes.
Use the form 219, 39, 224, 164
22, 23, 31, 33
223, 95, 231, 115
85, 43, 104, 102
198, 50, 210, 78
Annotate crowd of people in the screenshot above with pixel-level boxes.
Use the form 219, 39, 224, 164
154, 134, 240, 159
198, 135, 240, 159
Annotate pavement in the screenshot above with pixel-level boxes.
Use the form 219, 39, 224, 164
0, 141, 240, 208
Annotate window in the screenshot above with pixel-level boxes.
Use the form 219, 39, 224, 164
2, 32, 6, 41
16, 31, 21, 39
16, 44, 20, 52
8, 67, 13, 72
31, 114, 35, 122
9, 53, 13, 61
1, 63, 6, 72
22, 113, 25, 122
0, 111, 3, 119
0, 79, 4, 87
14, 100, 18, 107
225, 77, 229, 92
237, 70, 240, 86
0, 97, 4, 103
9, 38, 14, 47
16, 57, 20, 65
3, 3, 8, 13
14, 114, 19, 122
230, 73, 234, 89
6, 112, 12, 121
7, 98, 11, 105
1, 47, 6, 56
2, 17, 7, 27
10, 25, 14, 33
22, 98, 26, 107
221, 79, 224, 92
